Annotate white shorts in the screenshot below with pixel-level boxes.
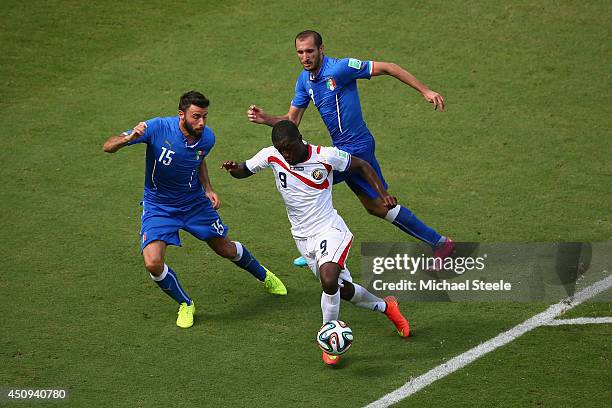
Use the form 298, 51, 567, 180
294, 216, 354, 285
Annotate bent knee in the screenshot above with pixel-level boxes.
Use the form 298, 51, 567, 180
144, 258, 164, 276
365, 206, 388, 218
212, 241, 237, 259
319, 263, 340, 292
360, 199, 388, 218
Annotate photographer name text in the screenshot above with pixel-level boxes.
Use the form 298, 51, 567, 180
372, 279, 512, 292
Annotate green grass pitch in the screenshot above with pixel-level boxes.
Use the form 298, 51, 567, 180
1, 1, 610, 407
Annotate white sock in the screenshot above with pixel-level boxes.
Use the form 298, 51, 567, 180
349, 283, 386, 313
149, 264, 169, 281
435, 236, 447, 247
321, 290, 340, 324
384, 205, 401, 222
231, 241, 243, 262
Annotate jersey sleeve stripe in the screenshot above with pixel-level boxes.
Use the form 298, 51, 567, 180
306, 144, 312, 161
344, 154, 352, 172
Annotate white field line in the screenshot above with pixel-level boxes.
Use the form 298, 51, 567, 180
364, 274, 612, 408
544, 317, 612, 326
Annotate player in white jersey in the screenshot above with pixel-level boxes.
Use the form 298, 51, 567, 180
222, 120, 411, 366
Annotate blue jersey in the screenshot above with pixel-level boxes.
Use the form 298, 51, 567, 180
291, 55, 374, 151
127, 116, 215, 206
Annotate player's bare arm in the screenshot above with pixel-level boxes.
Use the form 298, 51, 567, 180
371, 61, 445, 111
220, 161, 254, 179
247, 105, 306, 127
199, 159, 221, 209
348, 156, 397, 209
103, 122, 147, 153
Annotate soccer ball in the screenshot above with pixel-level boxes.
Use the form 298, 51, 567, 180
316, 320, 353, 355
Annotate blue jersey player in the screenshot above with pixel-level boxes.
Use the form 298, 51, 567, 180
248, 30, 454, 269
103, 91, 287, 329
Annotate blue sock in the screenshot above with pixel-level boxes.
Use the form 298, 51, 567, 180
385, 205, 442, 248
232, 241, 267, 281
150, 264, 192, 305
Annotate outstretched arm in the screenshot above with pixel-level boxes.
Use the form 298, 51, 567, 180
199, 159, 221, 209
103, 122, 147, 153
220, 161, 254, 179
371, 62, 445, 111
247, 105, 306, 127
348, 157, 397, 208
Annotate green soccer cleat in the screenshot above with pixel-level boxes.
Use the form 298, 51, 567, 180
263, 269, 287, 296
176, 301, 195, 329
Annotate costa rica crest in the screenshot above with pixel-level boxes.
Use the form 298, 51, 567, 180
312, 168, 325, 180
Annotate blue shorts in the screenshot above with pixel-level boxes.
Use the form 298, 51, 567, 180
333, 142, 388, 199
140, 199, 228, 251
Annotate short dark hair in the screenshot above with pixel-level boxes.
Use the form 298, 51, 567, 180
272, 120, 301, 144
295, 30, 323, 48
178, 90, 209, 112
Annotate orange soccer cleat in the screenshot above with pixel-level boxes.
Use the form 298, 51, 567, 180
322, 351, 342, 366
384, 296, 411, 337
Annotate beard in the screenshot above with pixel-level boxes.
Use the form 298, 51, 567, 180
304, 52, 322, 72
183, 120, 202, 138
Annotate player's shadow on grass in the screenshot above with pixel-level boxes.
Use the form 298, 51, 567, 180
200, 287, 308, 322
349, 350, 406, 377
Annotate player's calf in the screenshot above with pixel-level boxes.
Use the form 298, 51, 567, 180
343, 282, 410, 336
339, 280, 356, 300
358, 196, 390, 218
149, 264, 194, 310
209, 238, 287, 293
319, 262, 342, 323
207, 237, 237, 259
